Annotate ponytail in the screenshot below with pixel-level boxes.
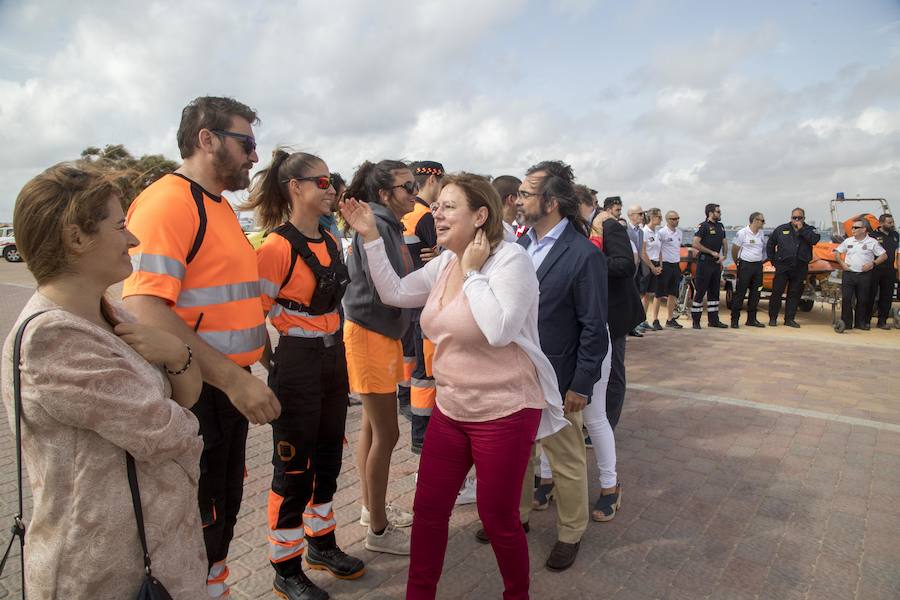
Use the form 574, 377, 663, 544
242, 147, 323, 233
346, 159, 409, 205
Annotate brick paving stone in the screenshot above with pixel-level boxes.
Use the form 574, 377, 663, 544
1, 279, 899, 598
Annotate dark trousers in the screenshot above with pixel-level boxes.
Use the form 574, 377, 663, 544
842, 271, 874, 328
398, 324, 415, 416
192, 381, 250, 568
605, 335, 627, 430
871, 269, 898, 324
731, 260, 764, 323
410, 319, 432, 446
266, 337, 349, 576
692, 258, 723, 324
769, 263, 808, 322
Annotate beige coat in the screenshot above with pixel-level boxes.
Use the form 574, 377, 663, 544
1, 293, 207, 599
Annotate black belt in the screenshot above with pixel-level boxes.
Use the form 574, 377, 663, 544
739, 259, 763, 264
281, 332, 341, 348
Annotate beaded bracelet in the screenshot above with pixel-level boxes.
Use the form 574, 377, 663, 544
166, 344, 192, 376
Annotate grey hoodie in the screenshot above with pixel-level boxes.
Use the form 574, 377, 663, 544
343, 202, 412, 339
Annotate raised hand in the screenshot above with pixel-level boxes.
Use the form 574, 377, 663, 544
339, 197, 379, 242
461, 229, 491, 273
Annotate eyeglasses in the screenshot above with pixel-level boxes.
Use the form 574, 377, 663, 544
284, 175, 333, 190
755, 219, 766, 223
517, 190, 543, 200
667, 217, 680, 221
851, 225, 864, 230
391, 181, 420, 195
791, 216, 804, 221
211, 129, 256, 154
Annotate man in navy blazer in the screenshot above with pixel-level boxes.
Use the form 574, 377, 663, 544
514, 160, 609, 571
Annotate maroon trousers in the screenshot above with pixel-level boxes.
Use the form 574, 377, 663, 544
407, 406, 541, 600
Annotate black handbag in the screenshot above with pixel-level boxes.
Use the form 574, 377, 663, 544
0, 311, 173, 600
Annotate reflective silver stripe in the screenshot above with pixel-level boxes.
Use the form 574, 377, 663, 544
176, 281, 261, 308
302, 502, 335, 535
410, 377, 436, 389
199, 325, 267, 355
259, 278, 281, 299
285, 326, 338, 339
411, 406, 433, 416
268, 527, 306, 562
130, 252, 185, 280
404, 234, 421, 244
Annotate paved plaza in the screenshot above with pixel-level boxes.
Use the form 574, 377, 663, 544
0, 263, 898, 599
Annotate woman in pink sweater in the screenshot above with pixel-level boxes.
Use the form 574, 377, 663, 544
341, 174, 568, 600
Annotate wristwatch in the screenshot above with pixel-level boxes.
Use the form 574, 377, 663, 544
463, 270, 480, 281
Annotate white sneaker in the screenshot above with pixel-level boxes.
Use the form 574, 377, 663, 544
455, 476, 477, 505
359, 504, 414, 528
365, 523, 410, 555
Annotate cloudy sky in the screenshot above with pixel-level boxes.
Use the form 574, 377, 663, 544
2, 0, 899, 228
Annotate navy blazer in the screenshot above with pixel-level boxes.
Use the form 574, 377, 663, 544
518, 219, 609, 400
601, 218, 646, 338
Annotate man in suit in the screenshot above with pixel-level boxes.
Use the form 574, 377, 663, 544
513, 160, 609, 571
591, 207, 646, 430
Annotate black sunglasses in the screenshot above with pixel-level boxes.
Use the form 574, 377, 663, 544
791, 215, 804, 221
391, 181, 419, 195
211, 129, 256, 154
284, 175, 333, 190
851, 225, 864, 230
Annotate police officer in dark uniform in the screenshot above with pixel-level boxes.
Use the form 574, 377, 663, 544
766, 207, 821, 328
690, 203, 728, 329
869, 213, 898, 330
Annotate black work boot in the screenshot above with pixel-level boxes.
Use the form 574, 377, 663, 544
730, 317, 740, 329
692, 316, 702, 330
306, 543, 365, 580
273, 571, 329, 600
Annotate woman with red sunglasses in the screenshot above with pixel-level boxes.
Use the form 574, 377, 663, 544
242, 149, 363, 600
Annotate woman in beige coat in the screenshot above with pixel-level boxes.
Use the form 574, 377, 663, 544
1, 163, 208, 599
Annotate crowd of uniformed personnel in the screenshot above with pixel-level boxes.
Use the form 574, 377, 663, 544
4, 95, 899, 600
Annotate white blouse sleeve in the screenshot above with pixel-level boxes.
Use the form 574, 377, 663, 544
363, 237, 443, 308
462, 246, 538, 347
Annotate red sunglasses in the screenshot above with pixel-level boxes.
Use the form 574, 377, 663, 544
284, 175, 333, 190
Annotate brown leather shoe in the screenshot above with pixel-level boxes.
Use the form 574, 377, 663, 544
545, 540, 580, 571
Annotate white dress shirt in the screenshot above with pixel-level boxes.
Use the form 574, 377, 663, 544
733, 226, 766, 262
836, 235, 886, 272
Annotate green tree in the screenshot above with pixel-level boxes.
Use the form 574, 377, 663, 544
80, 144, 179, 206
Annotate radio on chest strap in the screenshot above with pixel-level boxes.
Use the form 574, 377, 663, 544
273, 222, 349, 315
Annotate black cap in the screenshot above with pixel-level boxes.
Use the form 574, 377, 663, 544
411, 161, 445, 177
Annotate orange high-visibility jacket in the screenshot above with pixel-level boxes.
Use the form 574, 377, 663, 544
123, 174, 266, 367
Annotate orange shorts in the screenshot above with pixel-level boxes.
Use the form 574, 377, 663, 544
343, 321, 403, 395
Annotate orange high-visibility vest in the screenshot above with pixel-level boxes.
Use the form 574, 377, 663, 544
257, 228, 341, 337
123, 174, 266, 367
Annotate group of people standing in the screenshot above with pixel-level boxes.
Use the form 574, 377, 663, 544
2, 94, 897, 600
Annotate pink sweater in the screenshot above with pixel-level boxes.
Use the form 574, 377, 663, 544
421, 259, 545, 422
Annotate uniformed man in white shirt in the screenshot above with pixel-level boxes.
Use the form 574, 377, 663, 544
640, 208, 664, 330
655, 211, 685, 328
730, 212, 768, 328
834, 220, 888, 330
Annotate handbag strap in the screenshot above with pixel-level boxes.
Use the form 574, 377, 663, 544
0, 309, 51, 597
126, 452, 153, 576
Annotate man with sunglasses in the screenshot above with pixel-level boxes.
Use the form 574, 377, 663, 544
834, 220, 888, 330
730, 212, 768, 328
690, 203, 729, 329
123, 96, 280, 599
656, 211, 685, 328
766, 208, 821, 328
868, 214, 898, 330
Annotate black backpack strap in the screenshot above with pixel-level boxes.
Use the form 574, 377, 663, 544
1, 309, 51, 595
185, 182, 207, 265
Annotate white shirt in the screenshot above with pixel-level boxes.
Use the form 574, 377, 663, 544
525, 217, 569, 270
503, 221, 518, 243
657, 226, 682, 263
836, 235, 886, 272
733, 226, 766, 262
642, 225, 661, 261
362, 237, 568, 439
